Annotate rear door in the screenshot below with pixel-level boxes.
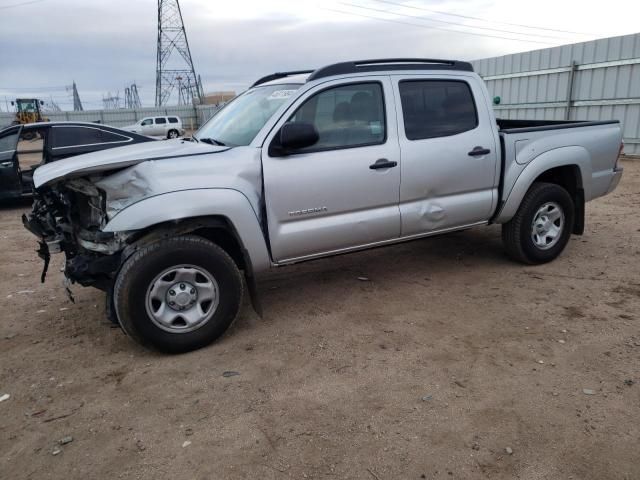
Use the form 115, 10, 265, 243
262, 77, 401, 262
154, 117, 167, 136
0, 126, 22, 199
393, 75, 500, 236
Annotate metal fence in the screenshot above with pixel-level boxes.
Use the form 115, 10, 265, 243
472, 32, 640, 155
0, 104, 223, 131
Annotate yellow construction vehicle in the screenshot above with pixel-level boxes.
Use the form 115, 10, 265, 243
11, 98, 49, 125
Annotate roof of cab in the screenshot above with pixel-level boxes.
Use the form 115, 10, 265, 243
253, 58, 473, 88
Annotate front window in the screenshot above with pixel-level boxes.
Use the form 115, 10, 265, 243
287, 82, 386, 152
194, 83, 302, 146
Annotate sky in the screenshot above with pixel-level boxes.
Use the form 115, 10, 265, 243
0, 0, 638, 111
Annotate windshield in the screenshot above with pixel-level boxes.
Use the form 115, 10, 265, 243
17, 100, 36, 112
194, 83, 301, 146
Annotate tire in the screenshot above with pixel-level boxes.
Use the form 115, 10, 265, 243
502, 182, 575, 264
113, 235, 243, 353
105, 286, 119, 326
167, 129, 179, 139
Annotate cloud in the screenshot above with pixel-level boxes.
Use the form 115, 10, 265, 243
0, 0, 636, 109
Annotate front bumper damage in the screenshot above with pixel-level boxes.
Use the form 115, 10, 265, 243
23, 179, 132, 291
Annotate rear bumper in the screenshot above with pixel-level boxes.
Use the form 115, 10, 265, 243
605, 167, 623, 195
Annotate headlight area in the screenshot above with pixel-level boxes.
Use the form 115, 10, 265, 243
22, 178, 132, 290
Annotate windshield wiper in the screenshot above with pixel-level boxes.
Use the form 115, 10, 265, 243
199, 137, 226, 146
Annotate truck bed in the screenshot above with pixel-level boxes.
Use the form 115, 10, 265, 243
496, 118, 622, 221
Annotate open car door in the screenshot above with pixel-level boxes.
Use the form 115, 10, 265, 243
0, 125, 23, 200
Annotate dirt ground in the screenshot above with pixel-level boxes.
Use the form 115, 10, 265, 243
0, 159, 638, 480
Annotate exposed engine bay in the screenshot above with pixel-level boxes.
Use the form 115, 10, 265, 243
23, 177, 132, 290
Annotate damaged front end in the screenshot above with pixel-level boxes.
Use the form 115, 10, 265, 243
23, 178, 132, 291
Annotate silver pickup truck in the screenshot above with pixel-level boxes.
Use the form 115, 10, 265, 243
24, 58, 624, 353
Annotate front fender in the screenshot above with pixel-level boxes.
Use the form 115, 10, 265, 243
103, 188, 272, 273
495, 146, 591, 223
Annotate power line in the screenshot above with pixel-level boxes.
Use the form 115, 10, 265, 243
340, 2, 564, 40
325, 7, 554, 45
370, 0, 596, 36
0, 0, 47, 10
0, 85, 68, 92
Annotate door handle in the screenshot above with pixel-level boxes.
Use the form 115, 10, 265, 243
369, 159, 398, 170
468, 146, 491, 156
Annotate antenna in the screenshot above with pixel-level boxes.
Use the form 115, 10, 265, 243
155, 0, 203, 106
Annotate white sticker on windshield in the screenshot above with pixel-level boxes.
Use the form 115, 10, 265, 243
268, 90, 297, 99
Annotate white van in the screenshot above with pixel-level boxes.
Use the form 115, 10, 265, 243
123, 116, 185, 139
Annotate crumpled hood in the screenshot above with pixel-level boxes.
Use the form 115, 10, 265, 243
33, 139, 229, 188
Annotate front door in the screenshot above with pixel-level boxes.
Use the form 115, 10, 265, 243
0, 126, 22, 199
262, 77, 401, 263
139, 118, 154, 136
393, 76, 500, 236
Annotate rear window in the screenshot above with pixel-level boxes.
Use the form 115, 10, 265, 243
155, 117, 167, 124
399, 80, 478, 140
168, 117, 179, 124
51, 127, 130, 148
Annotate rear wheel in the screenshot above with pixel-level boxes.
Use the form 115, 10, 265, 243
502, 182, 575, 264
114, 235, 243, 353
167, 129, 179, 139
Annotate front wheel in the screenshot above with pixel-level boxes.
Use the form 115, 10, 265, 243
502, 182, 575, 264
114, 235, 243, 353
167, 129, 179, 139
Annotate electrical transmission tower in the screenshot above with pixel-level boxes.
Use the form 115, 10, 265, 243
124, 83, 142, 109
155, 0, 203, 106
65, 81, 84, 111
102, 92, 121, 110
46, 97, 62, 112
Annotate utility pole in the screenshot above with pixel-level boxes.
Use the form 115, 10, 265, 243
155, 0, 203, 106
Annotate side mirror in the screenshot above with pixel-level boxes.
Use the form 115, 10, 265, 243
40, 101, 45, 106
279, 122, 319, 151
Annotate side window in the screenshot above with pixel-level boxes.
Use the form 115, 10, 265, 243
140, 118, 153, 126
52, 127, 103, 148
399, 80, 478, 140
0, 129, 20, 152
51, 127, 128, 148
100, 130, 131, 143
289, 82, 385, 151
168, 117, 179, 124
155, 117, 167, 124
